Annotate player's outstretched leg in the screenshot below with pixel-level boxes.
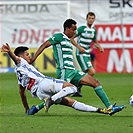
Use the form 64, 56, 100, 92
26, 102, 45, 115
107, 103, 125, 116
44, 98, 54, 112
72, 85, 82, 97
26, 105, 39, 115
97, 108, 109, 114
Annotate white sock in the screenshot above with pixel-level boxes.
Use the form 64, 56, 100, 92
108, 105, 112, 109
72, 101, 98, 112
51, 86, 77, 102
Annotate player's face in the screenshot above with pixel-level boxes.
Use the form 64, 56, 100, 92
67, 24, 77, 38
86, 15, 95, 25
21, 50, 31, 63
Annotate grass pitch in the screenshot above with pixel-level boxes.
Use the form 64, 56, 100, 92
0, 73, 133, 133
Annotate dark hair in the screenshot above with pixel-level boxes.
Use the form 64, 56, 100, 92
14, 46, 29, 56
63, 19, 77, 31
86, 12, 95, 19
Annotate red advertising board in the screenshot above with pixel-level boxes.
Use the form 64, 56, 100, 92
95, 49, 133, 73
94, 24, 133, 73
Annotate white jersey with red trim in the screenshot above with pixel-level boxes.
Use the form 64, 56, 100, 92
15, 58, 45, 96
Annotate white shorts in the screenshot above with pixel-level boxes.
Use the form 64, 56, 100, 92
36, 77, 64, 103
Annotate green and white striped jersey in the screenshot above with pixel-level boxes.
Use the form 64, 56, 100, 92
48, 33, 75, 70
75, 25, 96, 56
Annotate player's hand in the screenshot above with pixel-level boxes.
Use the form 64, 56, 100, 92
79, 46, 85, 53
1, 43, 10, 52
99, 47, 104, 53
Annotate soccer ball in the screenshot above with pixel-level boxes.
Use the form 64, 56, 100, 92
129, 95, 133, 106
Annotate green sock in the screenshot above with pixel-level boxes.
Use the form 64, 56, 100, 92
94, 86, 111, 108
36, 102, 45, 110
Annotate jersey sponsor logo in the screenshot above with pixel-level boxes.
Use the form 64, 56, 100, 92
27, 78, 35, 90
88, 34, 94, 37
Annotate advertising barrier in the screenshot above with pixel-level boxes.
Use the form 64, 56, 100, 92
0, 0, 133, 73
0, 48, 56, 73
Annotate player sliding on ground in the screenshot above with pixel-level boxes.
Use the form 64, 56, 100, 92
1, 43, 117, 115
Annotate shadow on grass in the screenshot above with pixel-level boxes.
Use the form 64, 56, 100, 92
0, 112, 131, 118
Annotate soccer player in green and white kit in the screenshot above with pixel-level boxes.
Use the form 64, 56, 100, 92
70, 12, 104, 96
27, 18, 124, 116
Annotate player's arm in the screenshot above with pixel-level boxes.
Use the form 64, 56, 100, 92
93, 40, 104, 52
19, 84, 29, 113
30, 40, 51, 64
70, 36, 85, 53
1, 43, 20, 64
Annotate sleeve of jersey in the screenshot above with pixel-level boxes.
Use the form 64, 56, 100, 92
75, 26, 84, 37
16, 57, 23, 67
93, 28, 97, 40
16, 58, 23, 85
48, 34, 61, 45
16, 58, 29, 83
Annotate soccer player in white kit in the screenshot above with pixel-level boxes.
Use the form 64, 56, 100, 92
1, 43, 119, 115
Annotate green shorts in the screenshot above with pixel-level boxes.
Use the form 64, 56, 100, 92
56, 68, 86, 87
76, 54, 93, 71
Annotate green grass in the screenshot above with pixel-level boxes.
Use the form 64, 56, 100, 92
0, 73, 133, 133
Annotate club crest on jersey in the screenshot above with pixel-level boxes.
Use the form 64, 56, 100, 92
52, 37, 55, 41
89, 31, 94, 37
